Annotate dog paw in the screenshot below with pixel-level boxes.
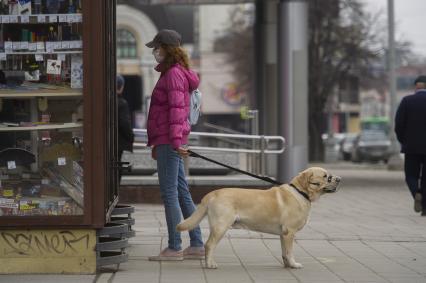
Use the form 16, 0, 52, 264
205, 260, 218, 269
289, 262, 303, 269
282, 257, 290, 267
283, 257, 303, 269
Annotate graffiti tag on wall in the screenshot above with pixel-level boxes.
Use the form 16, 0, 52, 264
1, 230, 91, 256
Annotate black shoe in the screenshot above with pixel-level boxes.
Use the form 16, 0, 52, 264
422, 211, 426, 216
414, 193, 422, 213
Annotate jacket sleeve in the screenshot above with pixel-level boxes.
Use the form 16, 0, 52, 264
165, 68, 187, 149
394, 97, 406, 145
118, 98, 135, 145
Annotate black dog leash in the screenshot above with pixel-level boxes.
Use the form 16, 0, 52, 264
188, 149, 281, 185
187, 150, 311, 202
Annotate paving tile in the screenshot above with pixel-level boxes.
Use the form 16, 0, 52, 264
203, 265, 254, 283
0, 275, 96, 283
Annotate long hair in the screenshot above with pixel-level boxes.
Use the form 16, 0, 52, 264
161, 44, 190, 71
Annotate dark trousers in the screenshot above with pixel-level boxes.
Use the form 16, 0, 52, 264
404, 154, 426, 206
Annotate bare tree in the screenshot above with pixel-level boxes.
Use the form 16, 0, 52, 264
308, 0, 382, 161
213, 6, 254, 102
214, 1, 405, 161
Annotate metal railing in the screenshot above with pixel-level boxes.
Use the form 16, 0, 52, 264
133, 129, 286, 176
202, 122, 248, 148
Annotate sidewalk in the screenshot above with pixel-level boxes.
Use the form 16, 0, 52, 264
2, 164, 426, 283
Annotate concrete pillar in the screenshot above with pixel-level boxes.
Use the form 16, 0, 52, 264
254, 0, 264, 113
255, 0, 278, 135
277, 0, 309, 183
254, 0, 278, 135
254, 0, 279, 177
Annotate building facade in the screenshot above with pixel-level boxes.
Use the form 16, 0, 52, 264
116, 3, 252, 130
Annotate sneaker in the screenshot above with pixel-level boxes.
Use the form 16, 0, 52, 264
183, 246, 205, 260
421, 211, 426, 216
148, 248, 183, 261
414, 192, 422, 213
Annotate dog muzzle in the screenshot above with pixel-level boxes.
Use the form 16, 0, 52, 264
323, 175, 341, 193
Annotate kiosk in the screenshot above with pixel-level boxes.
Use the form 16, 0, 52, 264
0, 0, 120, 274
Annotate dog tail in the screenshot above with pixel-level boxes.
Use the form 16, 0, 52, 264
176, 196, 209, 231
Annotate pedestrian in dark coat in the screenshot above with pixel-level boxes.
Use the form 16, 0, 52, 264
395, 75, 426, 216
117, 75, 134, 170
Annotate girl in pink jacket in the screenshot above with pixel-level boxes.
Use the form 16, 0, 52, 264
146, 30, 204, 261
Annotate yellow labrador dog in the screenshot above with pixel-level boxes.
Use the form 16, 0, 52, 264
177, 167, 340, 269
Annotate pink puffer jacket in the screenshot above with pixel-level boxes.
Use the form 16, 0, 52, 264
147, 63, 199, 149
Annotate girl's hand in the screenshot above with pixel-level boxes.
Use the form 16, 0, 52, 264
176, 147, 189, 158
151, 146, 157, 160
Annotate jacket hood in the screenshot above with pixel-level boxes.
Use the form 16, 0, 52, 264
181, 65, 199, 92
156, 63, 199, 91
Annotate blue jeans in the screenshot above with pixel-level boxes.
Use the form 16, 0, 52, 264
156, 144, 203, 251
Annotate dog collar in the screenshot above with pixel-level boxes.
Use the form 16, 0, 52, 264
290, 184, 311, 202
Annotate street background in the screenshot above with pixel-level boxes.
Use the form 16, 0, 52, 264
2, 163, 426, 283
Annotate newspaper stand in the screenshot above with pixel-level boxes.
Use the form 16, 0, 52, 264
0, 0, 122, 274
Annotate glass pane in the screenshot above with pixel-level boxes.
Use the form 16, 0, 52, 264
130, 47, 136, 58
123, 47, 129, 58
0, 1, 84, 216
117, 29, 137, 58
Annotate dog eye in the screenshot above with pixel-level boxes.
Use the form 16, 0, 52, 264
323, 174, 327, 179
310, 182, 321, 186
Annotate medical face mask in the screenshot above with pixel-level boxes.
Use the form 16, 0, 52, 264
153, 49, 165, 63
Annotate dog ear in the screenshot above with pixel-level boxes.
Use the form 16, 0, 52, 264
292, 169, 312, 189
302, 170, 313, 187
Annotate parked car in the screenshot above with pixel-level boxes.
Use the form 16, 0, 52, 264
339, 133, 357, 161
351, 131, 391, 163
322, 133, 346, 162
